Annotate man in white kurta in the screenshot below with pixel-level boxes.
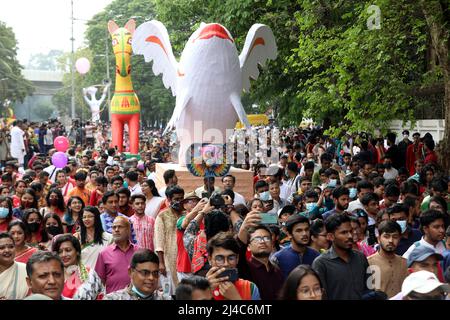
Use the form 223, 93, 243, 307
9, 121, 26, 171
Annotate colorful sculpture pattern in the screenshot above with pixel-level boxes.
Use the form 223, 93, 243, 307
108, 19, 141, 155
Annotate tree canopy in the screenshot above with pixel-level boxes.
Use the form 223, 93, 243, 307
0, 21, 34, 110
52, 0, 450, 171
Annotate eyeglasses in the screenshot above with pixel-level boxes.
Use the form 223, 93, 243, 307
317, 233, 327, 238
133, 268, 160, 278
213, 254, 238, 265
250, 236, 272, 243
297, 286, 324, 298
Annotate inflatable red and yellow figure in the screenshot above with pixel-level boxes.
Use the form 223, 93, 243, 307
108, 19, 140, 154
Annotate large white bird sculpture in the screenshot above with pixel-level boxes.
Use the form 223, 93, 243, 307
132, 21, 277, 165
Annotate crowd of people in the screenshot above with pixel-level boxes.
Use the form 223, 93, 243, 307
0, 119, 449, 300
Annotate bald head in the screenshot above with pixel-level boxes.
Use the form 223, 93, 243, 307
112, 216, 131, 243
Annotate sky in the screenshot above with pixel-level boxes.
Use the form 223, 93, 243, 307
0, 0, 114, 65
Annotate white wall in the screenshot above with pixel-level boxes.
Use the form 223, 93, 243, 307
389, 119, 445, 143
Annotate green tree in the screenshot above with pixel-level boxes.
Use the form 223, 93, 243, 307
0, 21, 34, 111
84, 0, 175, 127
52, 48, 94, 119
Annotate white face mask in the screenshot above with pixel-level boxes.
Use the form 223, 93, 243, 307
396, 220, 407, 233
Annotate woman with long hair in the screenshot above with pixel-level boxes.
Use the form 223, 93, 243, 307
8, 220, 37, 263
12, 188, 38, 220
141, 179, 164, 218
63, 196, 84, 234
0, 196, 15, 232
279, 265, 325, 300
11, 180, 27, 208
40, 188, 66, 219
40, 213, 64, 250
52, 234, 89, 299
22, 208, 43, 246
74, 206, 112, 269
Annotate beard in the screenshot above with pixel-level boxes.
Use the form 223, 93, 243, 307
381, 244, 395, 253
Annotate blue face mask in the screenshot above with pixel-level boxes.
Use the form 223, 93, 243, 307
259, 191, 271, 201
131, 285, 151, 299
0, 207, 9, 219
349, 188, 357, 199
396, 220, 407, 233
306, 202, 318, 212
328, 179, 337, 188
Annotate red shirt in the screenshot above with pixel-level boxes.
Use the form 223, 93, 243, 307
89, 189, 103, 207
424, 151, 438, 165
12, 195, 21, 208
176, 228, 191, 273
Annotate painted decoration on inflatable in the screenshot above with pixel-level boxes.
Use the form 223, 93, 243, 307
186, 143, 230, 177
108, 19, 141, 155
132, 20, 277, 166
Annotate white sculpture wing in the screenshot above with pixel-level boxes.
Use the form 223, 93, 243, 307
239, 24, 277, 93
132, 20, 178, 96
163, 90, 191, 135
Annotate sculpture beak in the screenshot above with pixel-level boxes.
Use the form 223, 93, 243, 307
194, 24, 233, 42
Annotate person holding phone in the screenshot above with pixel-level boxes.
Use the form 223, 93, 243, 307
235, 211, 285, 300
206, 232, 261, 300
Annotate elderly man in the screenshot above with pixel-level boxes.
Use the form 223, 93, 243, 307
25, 251, 65, 300
103, 249, 169, 300
0, 233, 29, 299
94, 216, 140, 294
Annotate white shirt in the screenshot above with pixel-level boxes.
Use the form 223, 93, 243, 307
44, 130, 53, 145
402, 237, 446, 260
147, 172, 157, 182
128, 183, 142, 196
10, 126, 25, 160
44, 165, 58, 183
285, 175, 301, 198
106, 156, 114, 166
279, 182, 290, 201
232, 191, 246, 206
383, 168, 399, 180
159, 187, 167, 199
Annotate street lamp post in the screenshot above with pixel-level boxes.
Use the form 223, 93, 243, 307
71, 0, 75, 119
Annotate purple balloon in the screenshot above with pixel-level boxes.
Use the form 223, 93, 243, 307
52, 152, 68, 168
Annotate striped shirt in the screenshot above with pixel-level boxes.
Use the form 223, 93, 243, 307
100, 212, 137, 244
129, 214, 155, 251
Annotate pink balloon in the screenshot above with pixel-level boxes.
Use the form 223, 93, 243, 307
75, 57, 90, 75
52, 152, 68, 168
54, 136, 69, 152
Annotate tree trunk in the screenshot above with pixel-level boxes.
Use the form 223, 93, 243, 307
420, 0, 450, 174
